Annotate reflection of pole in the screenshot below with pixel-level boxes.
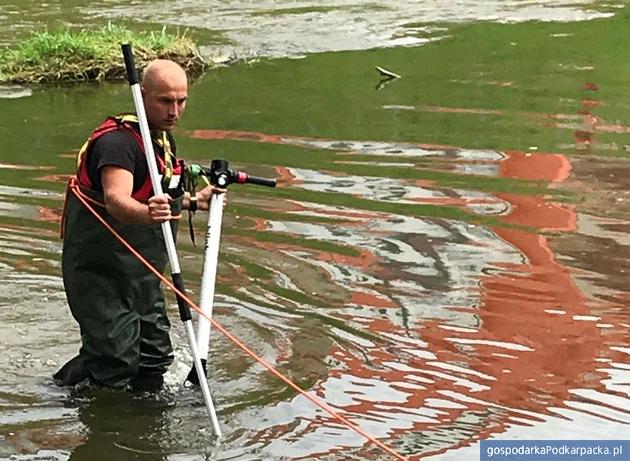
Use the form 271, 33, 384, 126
120, 44, 222, 436
185, 160, 276, 384
574, 82, 600, 151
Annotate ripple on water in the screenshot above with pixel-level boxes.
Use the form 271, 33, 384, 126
0, 85, 32, 99
80, 0, 615, 57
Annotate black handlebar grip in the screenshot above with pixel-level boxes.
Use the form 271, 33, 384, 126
246, 176, 277, 188
121, 43, 139, 86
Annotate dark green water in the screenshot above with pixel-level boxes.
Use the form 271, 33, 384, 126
1, 2, 629, 461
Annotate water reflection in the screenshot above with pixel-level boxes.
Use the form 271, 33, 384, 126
1, 5, 630, 458
188, 129, 629, 459
68, 391, 173, 461
1, 118, 629, 460
0, 1, 617, 56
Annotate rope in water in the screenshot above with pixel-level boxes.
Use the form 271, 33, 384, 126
69, 182, 411, 461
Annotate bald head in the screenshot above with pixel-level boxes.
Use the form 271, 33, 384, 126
141, 60, 188, 131
142, 59, 187, 91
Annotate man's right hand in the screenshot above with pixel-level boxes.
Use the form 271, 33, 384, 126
147, 193, 177, 223
103, 166, 173, 225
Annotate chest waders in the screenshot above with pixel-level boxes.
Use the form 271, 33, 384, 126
54, 118, 183, 391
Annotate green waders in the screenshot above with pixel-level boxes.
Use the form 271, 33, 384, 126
54, 187, 183, 390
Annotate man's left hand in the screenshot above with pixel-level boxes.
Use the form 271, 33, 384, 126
189, 185, 226, 211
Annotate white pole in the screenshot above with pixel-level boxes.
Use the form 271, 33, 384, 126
196, 193, 225, 359
121, 44, 222, 437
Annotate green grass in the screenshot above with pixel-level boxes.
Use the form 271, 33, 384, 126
0, 23, 206, 83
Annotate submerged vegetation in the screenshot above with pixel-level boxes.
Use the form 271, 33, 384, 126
0, 23, 206, 84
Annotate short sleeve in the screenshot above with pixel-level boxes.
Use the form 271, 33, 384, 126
87, 130, 146, 192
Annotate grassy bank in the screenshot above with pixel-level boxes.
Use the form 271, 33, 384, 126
0, 23, 206, 84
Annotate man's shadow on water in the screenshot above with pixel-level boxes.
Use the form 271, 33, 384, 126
67, 388, 174, 461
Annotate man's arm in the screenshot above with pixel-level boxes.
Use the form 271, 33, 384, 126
101, 165, 173, 225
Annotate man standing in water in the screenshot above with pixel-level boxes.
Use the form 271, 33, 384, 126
54, 59, 221, 391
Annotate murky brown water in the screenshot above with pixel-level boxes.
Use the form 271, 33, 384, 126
1, 1, 629, 460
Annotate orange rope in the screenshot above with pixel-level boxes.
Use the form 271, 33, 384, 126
70, 183, 411, 461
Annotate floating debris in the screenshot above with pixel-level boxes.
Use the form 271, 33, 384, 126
375, 65, 401, 79
375, 65, 401, 90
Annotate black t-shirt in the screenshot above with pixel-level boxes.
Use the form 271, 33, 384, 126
86, 128, 177, 193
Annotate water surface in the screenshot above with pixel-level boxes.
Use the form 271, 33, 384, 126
0, 2, 629, 460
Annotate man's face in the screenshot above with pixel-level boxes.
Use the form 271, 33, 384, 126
142, 74, 188, 131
